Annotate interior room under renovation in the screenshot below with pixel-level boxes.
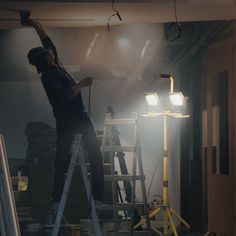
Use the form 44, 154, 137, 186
0, 1, 235, 236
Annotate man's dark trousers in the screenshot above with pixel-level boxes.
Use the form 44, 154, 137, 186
52, 114, 104, 203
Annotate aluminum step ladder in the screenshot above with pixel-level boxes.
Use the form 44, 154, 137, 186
52, 134, 102, 236
0, 135, 21, 236
101, 113, 151, 235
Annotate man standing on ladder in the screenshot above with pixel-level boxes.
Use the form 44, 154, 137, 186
21, 13, 104, 211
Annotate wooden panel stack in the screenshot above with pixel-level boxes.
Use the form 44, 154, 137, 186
25, 122, 56, 223
25, 123, 113, 224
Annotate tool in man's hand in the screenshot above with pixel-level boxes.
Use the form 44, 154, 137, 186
20, 10, 31, 25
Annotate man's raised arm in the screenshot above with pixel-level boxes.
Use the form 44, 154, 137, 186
21, 13, 58, 61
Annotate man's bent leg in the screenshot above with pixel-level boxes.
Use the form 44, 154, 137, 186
52, 150, 70, 203
80, 117, 104, 201
52, 126, 73, 203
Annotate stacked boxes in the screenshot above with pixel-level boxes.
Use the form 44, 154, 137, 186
25, 122, 113, 225
25, 122, 56, 223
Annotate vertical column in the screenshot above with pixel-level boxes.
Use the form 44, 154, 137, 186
136, 114, 151, 231
163, 115, 168, 235
130, 113, 138, 235
106, 113, 119, 232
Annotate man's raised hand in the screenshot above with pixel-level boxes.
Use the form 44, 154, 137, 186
79, 77, 93, 88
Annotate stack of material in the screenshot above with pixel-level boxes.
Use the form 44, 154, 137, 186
25, 122, 113, 224
25, 122, 56, 223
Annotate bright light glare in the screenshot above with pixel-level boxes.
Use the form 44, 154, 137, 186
117, 38, 130, 50
86, 33, 99, 59
141, 40, 150, 58
145, 93, 159, 106
169, 92, 185, 106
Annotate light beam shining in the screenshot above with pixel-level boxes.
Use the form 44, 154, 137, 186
141, 40, 150, 58
86, 33, 99, 59
117, 38, 130, 50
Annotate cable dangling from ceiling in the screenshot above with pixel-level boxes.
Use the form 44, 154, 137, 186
107, 0, 122, 31
165, 0, 182, 41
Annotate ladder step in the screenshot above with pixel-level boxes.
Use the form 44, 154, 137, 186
18, 217, 33, 223
104, 118, 137, 125
106, 230, 150, 235
100, 203, 144, 210
17, 213, 32, 218
133, 231, 150, 236
101, 146, 139, 152
104, 175, 145, 181
118, 230, 149, 234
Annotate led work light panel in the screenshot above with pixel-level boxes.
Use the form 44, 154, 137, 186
145, 93, 159, 106
169, 92, 185, 106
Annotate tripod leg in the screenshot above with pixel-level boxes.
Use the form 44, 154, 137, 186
151, 226, 163, 236
133, 207, 161, 230
166, 208, 178, 236
204, 231, 211, 236
167, 220, 177, 236
163, 209, 168, 235
170, 208, 190, 229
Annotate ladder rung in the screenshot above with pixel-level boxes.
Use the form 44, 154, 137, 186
19, 218, 33, 223
104, 175, 145, 181
117, 230, 130, 235
17, 213, 31, 217
101, 146, 138, 152
116, 230, 150, 235
104, 118, 137, 125
100, 203, 144, 210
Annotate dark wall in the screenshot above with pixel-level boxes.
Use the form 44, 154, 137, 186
180, 50, 203, 231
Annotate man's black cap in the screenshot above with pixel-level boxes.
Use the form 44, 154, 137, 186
28, 47, 47, 65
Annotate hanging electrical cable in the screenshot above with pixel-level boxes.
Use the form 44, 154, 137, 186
165, 0, 182, 41
147, 151, 162, 199
147, 124, 171, 200
107, 0, 122, 31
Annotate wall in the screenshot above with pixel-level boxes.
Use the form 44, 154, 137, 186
202, 24, 236, 235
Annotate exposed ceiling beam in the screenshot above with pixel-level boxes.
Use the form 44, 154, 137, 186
0, 2, 235, 28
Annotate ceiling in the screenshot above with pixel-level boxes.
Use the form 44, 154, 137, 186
0, 0, 236, 28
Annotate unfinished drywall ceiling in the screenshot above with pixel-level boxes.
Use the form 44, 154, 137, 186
0, 1, 236, 28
